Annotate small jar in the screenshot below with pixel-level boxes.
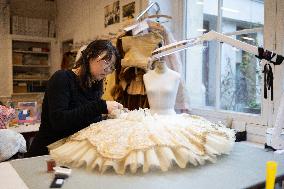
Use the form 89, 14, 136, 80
46, 159, 56, 172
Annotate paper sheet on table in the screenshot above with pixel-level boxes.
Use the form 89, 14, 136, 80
0, 162, 29, 189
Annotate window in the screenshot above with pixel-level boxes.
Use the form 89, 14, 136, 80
185, 0, 264, 115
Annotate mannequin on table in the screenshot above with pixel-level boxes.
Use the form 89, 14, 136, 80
143, 60, 180, 115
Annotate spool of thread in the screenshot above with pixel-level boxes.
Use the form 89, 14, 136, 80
46, 159, 56, 172
266, 161, 277, 189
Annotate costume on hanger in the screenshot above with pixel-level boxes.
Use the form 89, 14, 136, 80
111, 31, 163, 110
121, 32, 163, 70
112, 21, 189, 111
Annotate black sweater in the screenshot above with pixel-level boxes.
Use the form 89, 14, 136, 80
28, 70, 108, 156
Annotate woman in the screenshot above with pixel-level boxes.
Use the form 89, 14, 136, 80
28, 40, 123, 157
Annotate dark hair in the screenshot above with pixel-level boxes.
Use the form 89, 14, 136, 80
74, 40, 120, 89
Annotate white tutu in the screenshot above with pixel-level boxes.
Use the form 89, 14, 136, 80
49, 109, 235, 174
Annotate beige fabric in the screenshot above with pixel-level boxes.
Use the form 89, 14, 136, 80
127, 71, 146, 95
102, 72, 116, 101
121, 33, 163, 70
49, 109, 235, 174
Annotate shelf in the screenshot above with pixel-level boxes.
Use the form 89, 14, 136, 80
13, 50, 50, 55
13, 64, 50, 68
12, 92, 44, 96
13, 78, 49, 81
10, 34, 55, 42
11, 39, 51, 96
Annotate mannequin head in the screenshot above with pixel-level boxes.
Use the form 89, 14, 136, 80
74, 40, 120, 89
153, 60, 168, 74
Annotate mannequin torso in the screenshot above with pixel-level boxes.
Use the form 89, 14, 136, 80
143, 61, 180, 115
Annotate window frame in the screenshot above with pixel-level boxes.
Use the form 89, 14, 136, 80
183, 0, 270, 126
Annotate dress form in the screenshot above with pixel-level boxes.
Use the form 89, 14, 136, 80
143, 61, 180, 115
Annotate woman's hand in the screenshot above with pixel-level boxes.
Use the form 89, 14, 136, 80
106, 101, 123, 114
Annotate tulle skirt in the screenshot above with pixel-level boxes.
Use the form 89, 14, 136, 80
49, 109, 235, 174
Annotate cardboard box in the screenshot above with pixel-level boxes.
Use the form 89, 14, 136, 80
13, 83, 27, 93
13, 53, 23, 65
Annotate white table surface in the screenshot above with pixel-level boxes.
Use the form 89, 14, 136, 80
8, 123, 40, 133
2, 143, 284, 189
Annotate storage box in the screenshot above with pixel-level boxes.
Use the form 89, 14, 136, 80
13, 53, 23, 65
31, 47, 42, 52
13, 83, 27, 93
40, 59, 48, 65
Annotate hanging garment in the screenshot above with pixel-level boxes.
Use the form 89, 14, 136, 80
124, 94, 149, 110
102, 72, 116, 101
49, 109, 235, 174
121, 32, 163, 70
113, 24, 189, 111
112, 66, 149, 110
127, 70, 146, 95
112, 32, 162, 109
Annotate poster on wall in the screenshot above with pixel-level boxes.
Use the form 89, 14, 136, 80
104, 1, 120, 27
122, 2, 135, 21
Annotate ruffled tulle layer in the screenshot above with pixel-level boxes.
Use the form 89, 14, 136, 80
49, 110, 235, 174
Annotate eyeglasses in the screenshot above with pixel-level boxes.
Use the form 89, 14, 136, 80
99, 59, 116, 73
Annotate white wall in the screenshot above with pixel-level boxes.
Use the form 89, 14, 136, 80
0, 37, 12, 97
56, 0, 185, 46
151, 0, 185, 41
55, 0, 148, 71
269, 0, 284, 128
10, 0, 56, 20
56, 0, 146, 43
0, 2, 12, 97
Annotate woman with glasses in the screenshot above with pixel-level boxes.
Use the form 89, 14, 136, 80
28, 40, 123, 157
